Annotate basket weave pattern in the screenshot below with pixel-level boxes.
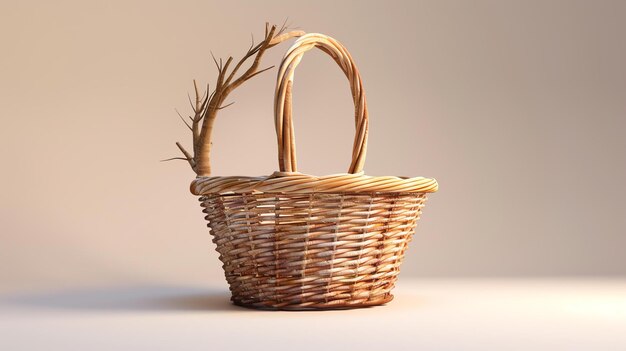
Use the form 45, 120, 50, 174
201, 192, 427, 309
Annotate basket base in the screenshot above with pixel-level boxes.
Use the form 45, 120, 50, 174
230, 294, 394, 311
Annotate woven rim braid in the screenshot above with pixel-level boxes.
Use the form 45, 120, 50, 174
192, 33, 438, 310
192, 171, 437, 195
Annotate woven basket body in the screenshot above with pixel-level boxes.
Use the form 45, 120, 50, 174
191, 33, 438, 310
200, 192, 427, 309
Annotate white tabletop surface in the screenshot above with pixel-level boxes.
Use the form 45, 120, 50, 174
1, 278, 625, 350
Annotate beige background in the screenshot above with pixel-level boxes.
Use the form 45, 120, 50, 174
1, 0, 626, 294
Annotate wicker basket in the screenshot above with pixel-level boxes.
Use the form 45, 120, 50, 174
190, 33, 438, 310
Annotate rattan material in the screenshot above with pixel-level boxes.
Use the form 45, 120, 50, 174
191, 172, 438, 195
200, 192, 427, 309
192, 33, 438, 310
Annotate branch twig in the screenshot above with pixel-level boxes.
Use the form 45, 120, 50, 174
173, 22, 305, 176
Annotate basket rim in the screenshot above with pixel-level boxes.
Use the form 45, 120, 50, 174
190, 171, 438, 195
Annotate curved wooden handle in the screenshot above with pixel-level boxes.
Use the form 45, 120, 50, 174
274, 33, 369, 174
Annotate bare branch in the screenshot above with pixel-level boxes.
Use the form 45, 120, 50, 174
175, 109, 192, 130
278, 17, 289, 35
187, 93, 196, 113
175, 141, 195, 169
226, 25, 277, 92
175, 22, 304, 176
269, 30, 305, 47
193, 79, 201, 111
160, 157, 190, 162
199, 90, 212, 120
217, 56, 233, 88
244, 65, 275, 81
192, 91, 208, 145
218, 101, 235, 110
196, 83, 210, 120
210, 51, 220, 71
223, 43, 263, 87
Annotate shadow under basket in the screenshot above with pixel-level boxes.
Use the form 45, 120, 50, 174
199, 191, 428, 310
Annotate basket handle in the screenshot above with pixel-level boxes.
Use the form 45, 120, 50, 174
274, 33, 369, 174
